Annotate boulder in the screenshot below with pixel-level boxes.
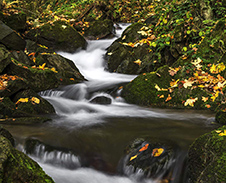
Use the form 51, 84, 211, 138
90, 96, 112, 105
26, 20, 87, 53
0, 97, 16, 119
0, 12, 27, 32
122, 138, 175, 180
12, 89, 55, 117
188, 126, 226, 182
0, 133, 54, 182
0, 21, 26, 51
0, 44, 11, 73
84, 19, 115, 40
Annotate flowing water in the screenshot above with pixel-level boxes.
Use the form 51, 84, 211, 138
1, 24, 218, 183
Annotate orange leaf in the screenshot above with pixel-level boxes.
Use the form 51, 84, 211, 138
139, 144, 149, 152
165, 94, 172, 102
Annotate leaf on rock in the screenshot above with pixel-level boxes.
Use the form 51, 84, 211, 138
16, 98, 29, 105
184, 98, 198, 107
134, 59, 142, 66
139, 144, 149, 152
130, 155, 138, 161
152, 148, 164, 157
31, 97, 40, 104
219, 130, 226, 136
165, 94, 172, 102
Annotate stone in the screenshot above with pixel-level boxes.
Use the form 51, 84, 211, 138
0, 21, 26, 51
90, 96, 112, 105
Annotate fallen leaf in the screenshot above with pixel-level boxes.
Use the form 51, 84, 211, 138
130, 155, 138, 161
31, 97, 40, 104
183, 79, 194, 88
202, 96, 209, 102
159, 95, 164, 98
16, 98, 29, 105
152, 148, 164, 157
184, 98, 198, 107
139, 144, 149, 152
165, 94, 172, 102
205, 104, 211, 108
134, 59, 142, 66
219, 130, 226, 136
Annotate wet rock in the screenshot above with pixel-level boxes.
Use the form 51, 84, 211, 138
0, 135, 54, 182
25, 138, 80, 169
188, 126, 226, 182
84, 19, 115, 40
0, 21, 26, 51
26, 20, 87, 53
90, 96, 112, 105
122, 138, 176, 180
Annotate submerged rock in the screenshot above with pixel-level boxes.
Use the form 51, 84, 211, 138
90, 96, 112, 105
188, 126, 226, 182
26, 20, 87, 53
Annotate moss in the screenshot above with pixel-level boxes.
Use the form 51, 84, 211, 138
188, 126, 226, 182
122, 65, 171, 106
27, 20, 87, 53
0, 136, 54, 183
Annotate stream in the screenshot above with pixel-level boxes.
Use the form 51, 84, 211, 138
1, 24, 217, 183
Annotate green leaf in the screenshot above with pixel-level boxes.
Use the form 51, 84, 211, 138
183, 47, 188, 52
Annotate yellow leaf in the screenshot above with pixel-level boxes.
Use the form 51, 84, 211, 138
130, 155, 138, 161
215, 130, 222, 133
155, 84, 161, 91
62, 25, 67, 29
51, 67, 58, 73
184, 98, 198, 107
219, 130, 226, 136
31, 97, 40, 104
170, 79, 179, 88
159, 95, 164, 98
211, 91, 219, 102
16, 98, 29, 104
39, 63, 46, 70
134, 59, 142, 66
183, 79, 194, 88
202, 96, 209, 102
152, 148, 164, 157
107, 52, 113, 55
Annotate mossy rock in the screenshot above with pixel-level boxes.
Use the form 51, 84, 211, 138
26, 20, 87, 53
0, 135, 54, 183
0, 21, 26, 51
122, 65, 171, 106
12, 89, 55, 117
215, 104, 226, 125
0, 97, 16, 118
0, 77, 28, 98
1, 12, 27, 32
0, 44, 11, 73
84, 19, 115, 40
188, 126, 226, 182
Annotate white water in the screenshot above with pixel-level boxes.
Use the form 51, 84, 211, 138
35, 24, 214, 183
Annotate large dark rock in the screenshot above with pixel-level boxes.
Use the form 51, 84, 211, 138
0, 44, 11, 73
0, 12, 27, 32
26, 20, 87, 53
0, 134, 54, 182
84, 19, 115, 40
188, 126, 226, 182
12, 89, 55, 117
121, 138, 176, 180
0, 21, 26, 51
